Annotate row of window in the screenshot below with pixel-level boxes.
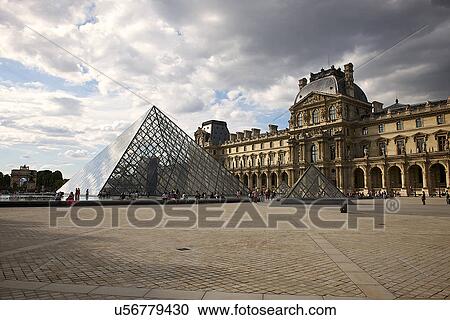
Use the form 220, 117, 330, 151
227, 140, 285, 154
228, 152, 287, 168
362, 115, 445, 135
361, 135, 448, 157
297, 106, 337, 127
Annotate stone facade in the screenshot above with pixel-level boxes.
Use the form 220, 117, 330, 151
10, 165, 37, 192
198, 63, 450, 196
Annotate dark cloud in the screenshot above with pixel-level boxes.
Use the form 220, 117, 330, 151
151, 0, 450, 103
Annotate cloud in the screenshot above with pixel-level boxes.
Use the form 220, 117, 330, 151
49, 97, 83, 115
0, 0, 449, 177
63, 149, 91, 159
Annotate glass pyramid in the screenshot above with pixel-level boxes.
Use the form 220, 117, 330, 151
275, 181, 290, 197
58, 106, 248, 197
285, 164, 345, 199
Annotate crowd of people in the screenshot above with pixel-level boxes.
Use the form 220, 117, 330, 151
161, 190, 227, 201
244, 188, 279, 202
55, 186, 450, 206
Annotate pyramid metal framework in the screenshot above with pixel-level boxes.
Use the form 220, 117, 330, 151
275, 181, 290, 197
58, 106, 248, 196
285, 164, 345, 199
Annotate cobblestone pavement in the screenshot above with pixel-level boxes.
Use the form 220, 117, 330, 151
0, 198, 449, 299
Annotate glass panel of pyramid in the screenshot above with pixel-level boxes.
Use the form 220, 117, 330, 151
58, 106, 248, 197
285, 164, 345, 199
275, 180, 290, 197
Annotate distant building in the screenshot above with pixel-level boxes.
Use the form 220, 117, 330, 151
10, 165, 37, 192
194, 120, 230, 157
195, 120, 229, 145
197, 62, 450, 196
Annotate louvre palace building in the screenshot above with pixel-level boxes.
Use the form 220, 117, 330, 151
195, 63, 450, 196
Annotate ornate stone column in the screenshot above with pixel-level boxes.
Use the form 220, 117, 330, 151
365, 166, 371, 193
447, 160, 450, 190
423, 162, 429, 194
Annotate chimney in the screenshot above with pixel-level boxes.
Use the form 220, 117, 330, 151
244, 130, 252, 139
372, 101, 383, 113
268, 124, 278, 134
229, 133, 237, 142
344, 62, 355, 98
298, 78, 307, 90
251, 128, 261, 138
236, 132, 244, 140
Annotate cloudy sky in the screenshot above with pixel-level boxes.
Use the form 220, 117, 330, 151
0, 0, 449, 178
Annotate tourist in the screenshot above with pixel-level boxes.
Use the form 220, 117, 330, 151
421, 191, 426, 205
66, 192, 75, 205
446, 192, 449, 205
85, 189, 89, 201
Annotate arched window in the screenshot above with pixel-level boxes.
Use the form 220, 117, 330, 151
329, 106, 336, 121
297, 112, 303, 127
311, 144, 317, 163
312, 109, 319, 124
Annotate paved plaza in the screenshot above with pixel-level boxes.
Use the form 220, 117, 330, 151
0, 197, 449, 300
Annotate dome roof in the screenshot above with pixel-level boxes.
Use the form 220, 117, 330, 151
294, 71, 368, 104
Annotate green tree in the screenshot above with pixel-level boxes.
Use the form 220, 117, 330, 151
3, 174, 11, 190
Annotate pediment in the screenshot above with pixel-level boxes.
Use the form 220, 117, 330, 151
290, 91, 338, 111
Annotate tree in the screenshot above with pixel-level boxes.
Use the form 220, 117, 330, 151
36, 170, 65, 192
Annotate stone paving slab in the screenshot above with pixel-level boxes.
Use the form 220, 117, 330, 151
0, 280, 48, 290
0, 199, 449, 300
90, 286, 150, 298
203, 291, 263, 300
39, 283, 98, 294
144, 289, 205, 300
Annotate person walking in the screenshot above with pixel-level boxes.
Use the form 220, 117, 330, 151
85, 189, 89, 201
421, 191, 426, 205
446, 192, 449, 205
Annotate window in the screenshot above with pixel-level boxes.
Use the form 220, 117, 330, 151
280, 140, 284, 147
329, 106, 336, 121
311, 144, 318, 163
437, 136, 447, 151
437, 114, 444, 125
260, 143, 263, 149
243, 145, 246, 152
378, 141, 386, 156
396, 140, 405, 155
396, 121, 403, 130
329, 145, 336, 160
362, 127, 368, 135
279, 153, 285, 164
269, 141, 273, 148
297, 113, 303, 127
416, 137, 425, 153
415, 118, 423, 128
312, 109, 319, 124
378, 124, 384, 133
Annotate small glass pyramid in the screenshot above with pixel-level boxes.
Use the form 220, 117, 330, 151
275, 181, 290, 197
59, 106, 248, 197
285, 164, 345, 199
